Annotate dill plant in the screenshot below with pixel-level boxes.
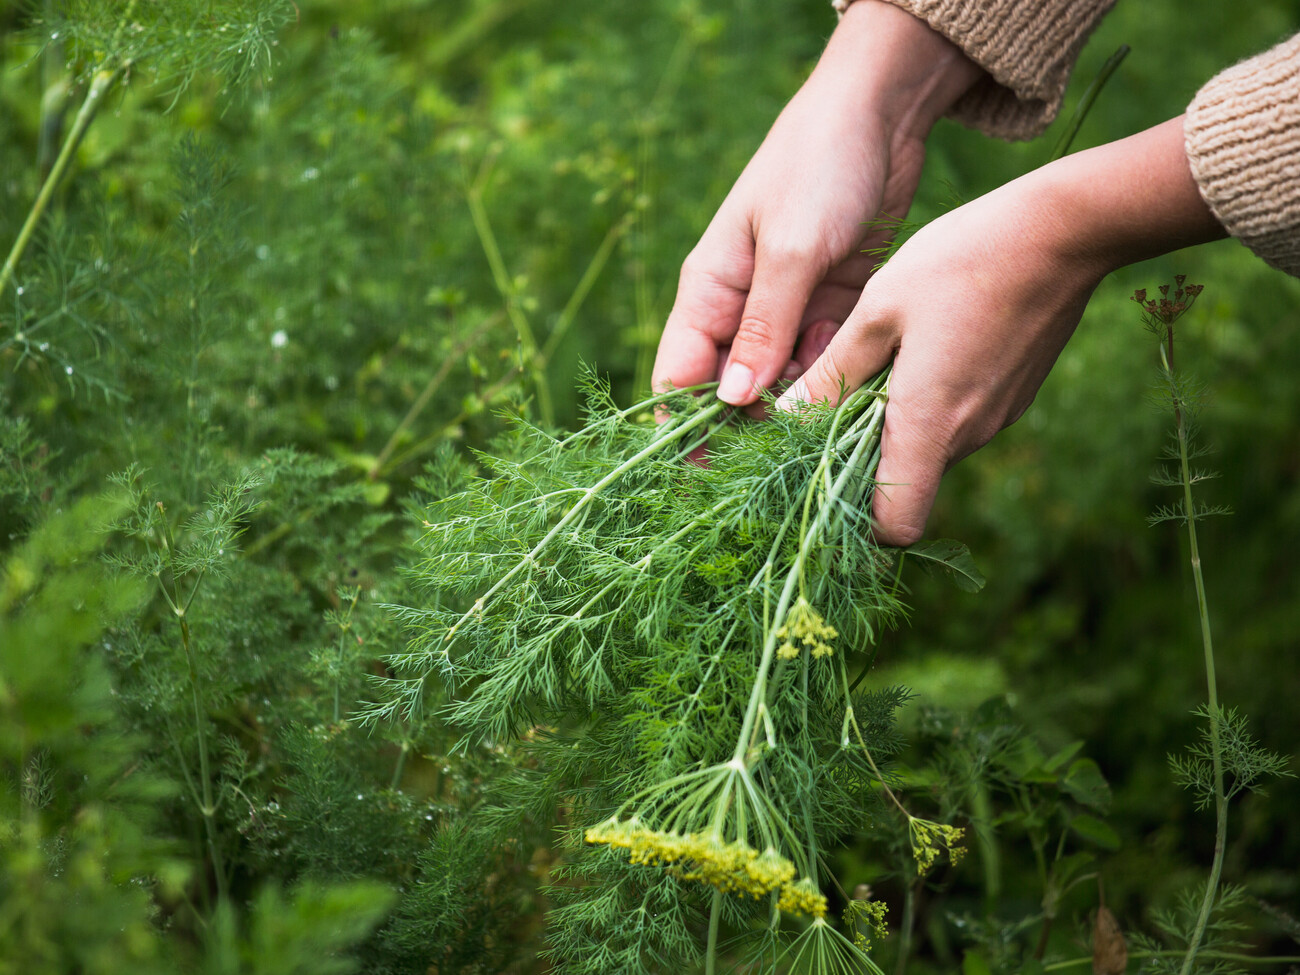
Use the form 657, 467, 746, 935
382, 371, 982, 972
1129, 281, 1293, 975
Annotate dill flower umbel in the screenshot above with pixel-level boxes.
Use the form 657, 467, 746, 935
775, 595, 838, 660
908, 817, 965, 874
776, 877, 829, 918
585, 816, 824, 912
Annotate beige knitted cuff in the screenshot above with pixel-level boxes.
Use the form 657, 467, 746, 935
1185, 33, 1300, 278
833, 0, 1115, 141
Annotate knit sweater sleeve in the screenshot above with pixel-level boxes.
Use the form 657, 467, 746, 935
1185, 33, 1300, 277
833, 0, 1116, 140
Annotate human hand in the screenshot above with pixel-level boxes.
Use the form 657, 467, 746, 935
650, 1, 981, 411
776, 116, 1228, 545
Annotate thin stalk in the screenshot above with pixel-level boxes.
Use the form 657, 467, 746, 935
0, 67, 121, 299
1049, 45, 1129, 161
540, 211, 634, 363
1165, 339, 1227, 975
389, 738, 411, 791
333, 588, 360, 724
1, 0, 138, 298
893, 881, 918, 975
465, 179, 554, 426
368, 325, 487, 480
159, 517, 227, 902
705, 888, 723, 975
732, 390, 882, 763
1044, 951, 1300, 972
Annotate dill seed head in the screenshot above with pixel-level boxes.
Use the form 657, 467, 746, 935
776, 877, 829, 918
585, 818, 801, 902
774, 595, 838, 659
908, 817, 966, 875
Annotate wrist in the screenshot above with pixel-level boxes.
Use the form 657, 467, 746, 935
816, 1, 981, 146
1035, 117, 1228, 276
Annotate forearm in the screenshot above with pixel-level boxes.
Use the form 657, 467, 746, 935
1029, 116, 1229, 277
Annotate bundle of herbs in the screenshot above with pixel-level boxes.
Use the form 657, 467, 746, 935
376, 371, 982, 972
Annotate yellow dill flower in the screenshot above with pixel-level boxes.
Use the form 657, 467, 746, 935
586, 818, 800, 902
843, 896, 889, 951
776, 877, 828, 918
774, 596, 837, 659
908, 817, 965, 875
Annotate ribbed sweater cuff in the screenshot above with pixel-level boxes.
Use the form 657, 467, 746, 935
834, 0, 1115, 141
1186, 33, 1300, 277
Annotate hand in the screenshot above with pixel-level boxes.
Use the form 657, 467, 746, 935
776, 116, 1228, 545
651, 1, 981, 411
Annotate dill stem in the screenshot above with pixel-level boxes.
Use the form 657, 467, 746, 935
443, 398, 728, 644
0, 67, 121, 299
465, 179, 554, 426
705, 888, 722, 975
369, 326, 484, 480
541, 211, 634, 363
156, 507, 226, 902
180, 611, 227, 902
732, 389, 882, 764
893, 880, 917, 975
1, 0, 138, 298
1044, 950, 1300, 972
1165, 340, 1226, 975
389, 739, 411, 791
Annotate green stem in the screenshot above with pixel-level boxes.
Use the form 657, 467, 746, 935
1165, 341, 1227, 975
159, 511, 226, 902
1044, 951, 1300, 972
0, 67, 121, 300
893, 880, 918, 975
705, 888, 722, 975
1049, 45, 1129, 161
731, 388, 884, 763
368, 325, 485, 480
1, 0, 138, 298
389, 738, 411, 791
465, 179, 554, 426
540, 211, 634, 363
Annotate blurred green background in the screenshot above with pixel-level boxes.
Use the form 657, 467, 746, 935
0, 0, 1297, 972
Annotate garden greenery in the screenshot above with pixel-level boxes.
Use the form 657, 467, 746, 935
0, 1, 1297, 973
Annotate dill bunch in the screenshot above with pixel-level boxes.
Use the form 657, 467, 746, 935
378, 369, 981, 971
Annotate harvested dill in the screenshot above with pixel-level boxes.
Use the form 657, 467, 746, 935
376, 369, 981, 971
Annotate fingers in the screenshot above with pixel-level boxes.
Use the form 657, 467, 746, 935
651, 255, 749, 398
772, 282, 945, 546
870, 390, 950, 547
775, 298, 897, 410
716, 242, 826, 406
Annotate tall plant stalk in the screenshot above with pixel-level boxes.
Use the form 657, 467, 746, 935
0, 1, 138, 300
1159, 333, 1226, 975
155, 507, 228, 903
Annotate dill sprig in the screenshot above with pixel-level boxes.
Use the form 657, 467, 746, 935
381, 367, 980, 970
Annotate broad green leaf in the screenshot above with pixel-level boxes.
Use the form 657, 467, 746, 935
1063, 758, 1112, 810
904, 539, 986, 592
1043, 740, 1086, 774
1072, 814, 1121, 850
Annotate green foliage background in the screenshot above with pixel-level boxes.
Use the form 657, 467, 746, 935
0, 0, 1296, 972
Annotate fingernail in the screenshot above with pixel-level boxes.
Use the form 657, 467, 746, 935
717, 362, 755, 404
775, 378, 809, 412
